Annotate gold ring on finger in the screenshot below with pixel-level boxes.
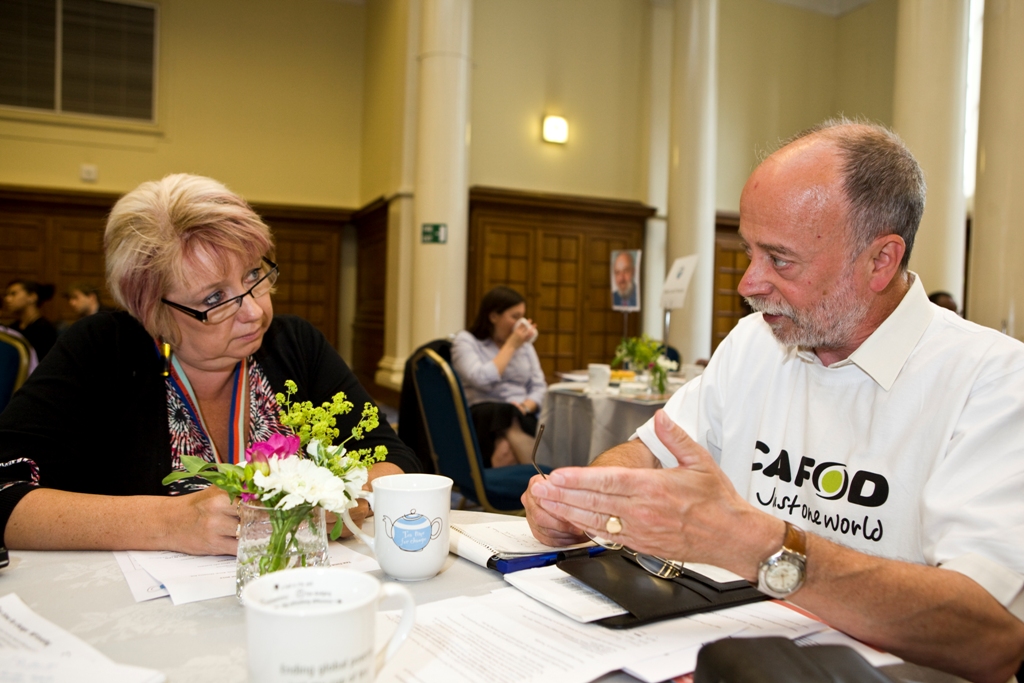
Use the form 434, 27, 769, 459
605, 515, 623, 535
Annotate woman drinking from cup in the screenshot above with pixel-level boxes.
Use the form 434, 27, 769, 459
0, 174, 418, 554
451, 287, 546, 467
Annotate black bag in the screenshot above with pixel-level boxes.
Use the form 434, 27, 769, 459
695, 636, 897, 683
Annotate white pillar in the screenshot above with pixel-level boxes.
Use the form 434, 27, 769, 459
642, 0, 673, 340
968, 0, 1024, 338
410, 0, 472, 345
892, 0, 969, 301
665, 0, 717, 363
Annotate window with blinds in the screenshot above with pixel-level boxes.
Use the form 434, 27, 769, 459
0, 0, 156, 121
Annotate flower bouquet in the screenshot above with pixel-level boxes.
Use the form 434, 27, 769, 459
612, 334, 679, 395
162, 380, 387, 594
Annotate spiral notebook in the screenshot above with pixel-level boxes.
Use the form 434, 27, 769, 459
449, 519, 601, 572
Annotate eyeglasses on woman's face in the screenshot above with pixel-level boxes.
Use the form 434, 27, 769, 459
161, 257, 279, 324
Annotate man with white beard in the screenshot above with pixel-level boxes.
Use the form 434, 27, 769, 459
524, 120, 1024, 683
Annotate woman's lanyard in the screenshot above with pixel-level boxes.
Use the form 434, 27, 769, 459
167, 353, 249, 464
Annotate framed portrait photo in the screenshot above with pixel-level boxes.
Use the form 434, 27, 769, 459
611, 249, 641, 312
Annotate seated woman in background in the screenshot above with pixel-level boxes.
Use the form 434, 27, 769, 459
0, 174, 417, 555
452, 287, 546, 467
3, 280, 58, 360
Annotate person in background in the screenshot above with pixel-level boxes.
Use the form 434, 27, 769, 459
0, 174, 418, 555
3, 280, 58, 360
66, 282, 107, 319
452, 286, 546, 468
928, 290, 959, 315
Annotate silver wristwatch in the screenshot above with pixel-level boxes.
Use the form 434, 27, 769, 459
756, 522, 807, 599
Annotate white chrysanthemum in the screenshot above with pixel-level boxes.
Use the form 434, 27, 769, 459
254, 457, 355, 513
656, 356, 679, 372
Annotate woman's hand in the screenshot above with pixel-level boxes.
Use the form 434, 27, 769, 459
514, 399, 538, 414
505, 318, 536, 349
165, 486, 239, 556
329, 498, 371, 538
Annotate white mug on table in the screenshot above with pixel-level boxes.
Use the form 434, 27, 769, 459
343, 473, 453, 581
588, 363, 611, 394
242, 567, 415, 683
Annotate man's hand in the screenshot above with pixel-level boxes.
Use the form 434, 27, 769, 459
522, 473, 588, 546
529, 411, 781, 577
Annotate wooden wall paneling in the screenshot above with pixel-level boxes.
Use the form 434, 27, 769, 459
348, 198, 396, 407
0, 187, 349, 355
712, 213, 752, 354
468, 187, 653, 382
0, 187, 115, 325
254, 203, 351, 352
535, 229, 583, 378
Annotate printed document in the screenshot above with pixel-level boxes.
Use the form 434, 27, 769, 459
0, 592, 165, 682
376, 587, 747, 683
124, 542, 379, 605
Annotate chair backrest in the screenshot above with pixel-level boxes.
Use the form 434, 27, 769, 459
664, 345, 682, 365
0, 331, 31, 413
398, 339, 453, 474
410, 347, 495, 509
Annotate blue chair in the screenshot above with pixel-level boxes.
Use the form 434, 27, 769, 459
0, 331, 31, 413
664, 345, 682, 365
411, 347, 549, 514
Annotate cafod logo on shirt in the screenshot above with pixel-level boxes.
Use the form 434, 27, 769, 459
751, 441, 887, 542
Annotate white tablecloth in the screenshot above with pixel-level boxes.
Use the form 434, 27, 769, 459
535, 383, 667, 469
0, 510, 954, 683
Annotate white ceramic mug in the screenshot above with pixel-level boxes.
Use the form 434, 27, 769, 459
588, 363, 611, 394
242, 567, 415, 683
343, 474, 453, 581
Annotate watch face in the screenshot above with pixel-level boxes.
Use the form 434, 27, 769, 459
765, 561, 801, 594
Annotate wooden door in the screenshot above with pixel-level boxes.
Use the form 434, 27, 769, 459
0, 188, 348, 348
712, 215, 752, 353
467, 187, 652, 382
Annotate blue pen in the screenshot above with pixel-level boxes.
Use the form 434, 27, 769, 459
489, 545, 605, 574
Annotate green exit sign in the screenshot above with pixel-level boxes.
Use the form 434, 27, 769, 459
421, 223, 448, 244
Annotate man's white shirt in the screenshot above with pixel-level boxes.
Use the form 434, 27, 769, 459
636, 274, 1024, 617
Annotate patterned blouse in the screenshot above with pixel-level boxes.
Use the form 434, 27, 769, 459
166, 357, 291, 495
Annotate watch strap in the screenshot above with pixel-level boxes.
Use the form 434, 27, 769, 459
781, 521, 807, 558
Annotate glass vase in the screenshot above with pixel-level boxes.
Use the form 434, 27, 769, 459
236, 502, 328, 598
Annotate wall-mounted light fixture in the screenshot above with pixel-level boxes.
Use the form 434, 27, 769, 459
542, 115, 568, 144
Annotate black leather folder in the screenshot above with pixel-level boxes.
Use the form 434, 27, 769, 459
557, 549, 768, 628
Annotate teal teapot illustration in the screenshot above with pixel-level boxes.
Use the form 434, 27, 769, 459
383, 509, 443, 552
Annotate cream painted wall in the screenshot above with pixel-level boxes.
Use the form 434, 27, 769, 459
835, 0, 897, 125
469, 0, 647, 201
717, 0, 839, 211
716, 0, 897, 212
360, 0, 413, 205
0, 0, 365, 208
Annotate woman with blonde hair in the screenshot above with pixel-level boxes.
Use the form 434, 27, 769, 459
0, 174, 417, 554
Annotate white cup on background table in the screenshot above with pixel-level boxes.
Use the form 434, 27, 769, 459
588, 363, 611, 394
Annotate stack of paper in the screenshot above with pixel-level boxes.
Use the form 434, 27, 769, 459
0, 593, 165, 683
114, 542, 380, 605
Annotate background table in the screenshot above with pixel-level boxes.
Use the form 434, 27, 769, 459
535, 383, 666, 469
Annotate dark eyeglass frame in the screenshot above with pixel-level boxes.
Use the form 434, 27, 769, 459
161, 256, 278, 324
